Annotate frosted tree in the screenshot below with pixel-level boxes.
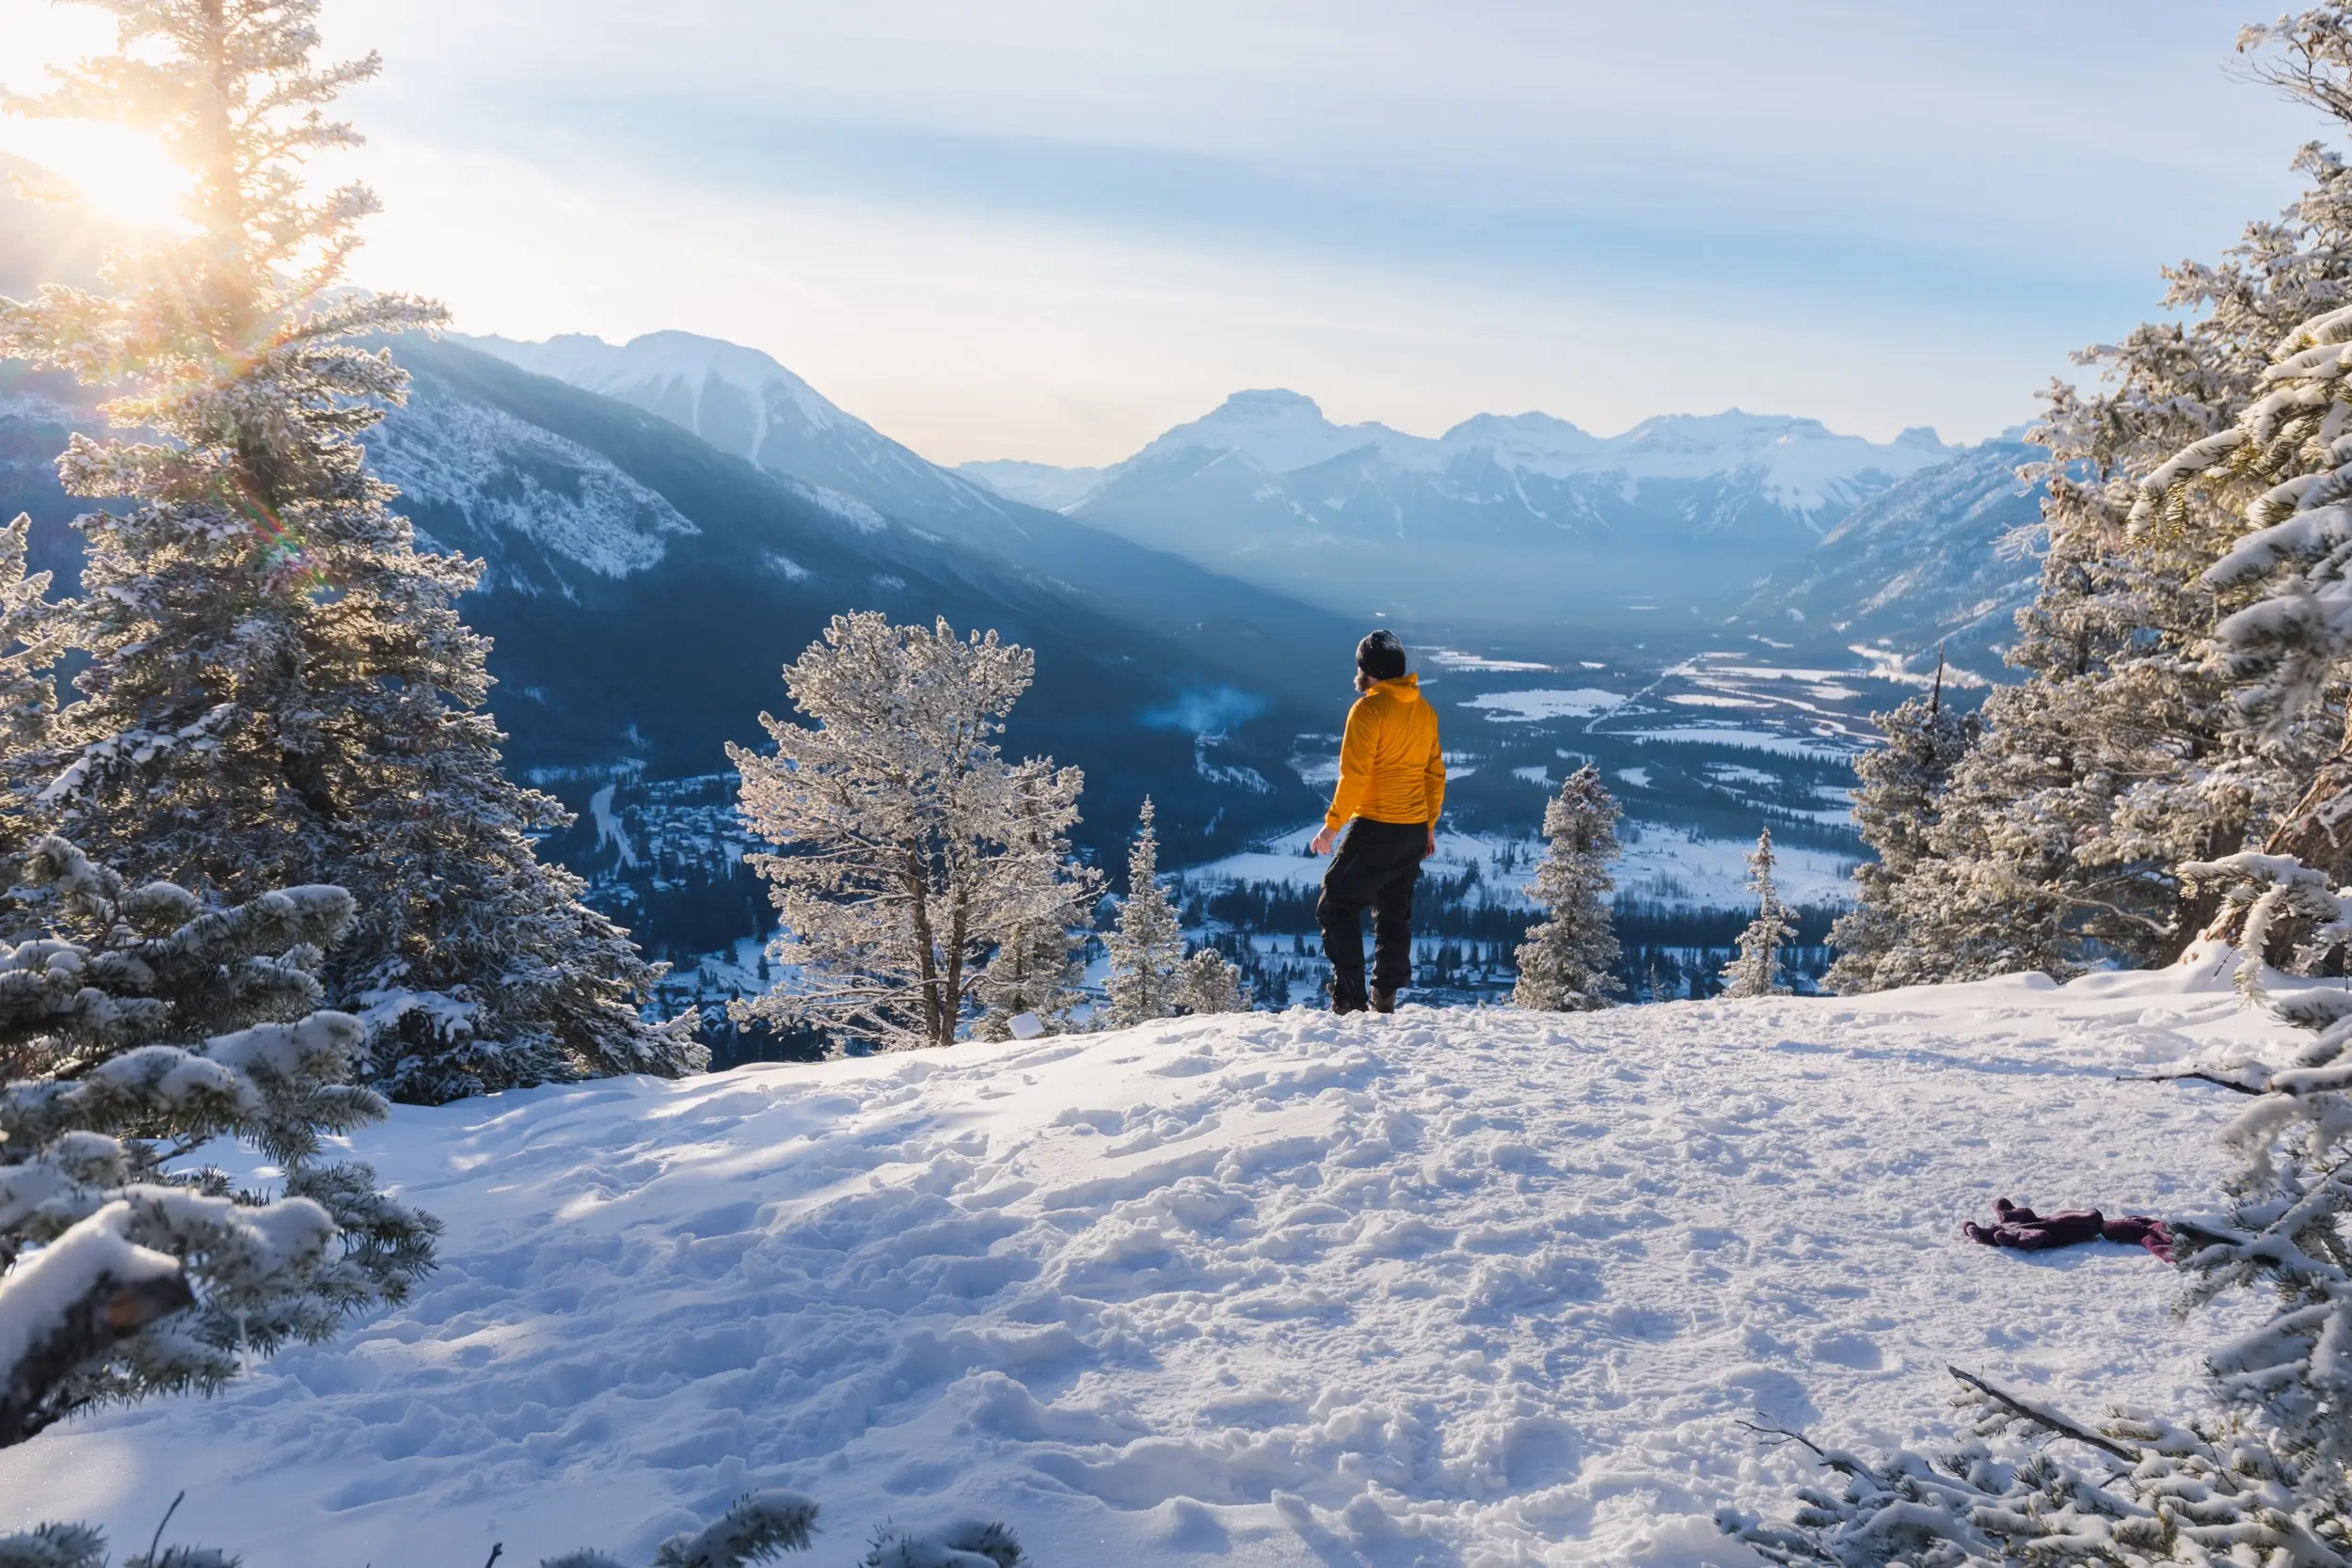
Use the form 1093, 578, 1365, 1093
1178, 945, 1250, 1015
0, 0, 700, 1102
0, 515, 64, 812
1723, 927, 2352, 1567
2137, 297, 2352, 929
974, 788, 1100, 1040
1841, 7, 2352, 986
731, 614, 1094, 1053
1720, 829, 1796, 999
0, 834, 437, 1448
1827, 657, 1985, 993
1512, 766, 1624, 1011
1103, 798, 1185, 1027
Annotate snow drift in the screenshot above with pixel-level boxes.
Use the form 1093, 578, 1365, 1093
0, 967, 2291, 1566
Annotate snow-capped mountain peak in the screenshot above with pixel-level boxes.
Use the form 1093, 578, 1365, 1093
1128, 388, 1418, 475
955, 388, 1966, 627
465, 330, 860, 466
463, 329, 1018, 530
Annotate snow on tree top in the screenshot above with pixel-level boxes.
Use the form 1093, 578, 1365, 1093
0, 966, 2285, 1565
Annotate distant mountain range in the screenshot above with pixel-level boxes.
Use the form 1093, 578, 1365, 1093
955, 388, 1963, 628
3, 195, 2056, 988
0, 325, 1351, 972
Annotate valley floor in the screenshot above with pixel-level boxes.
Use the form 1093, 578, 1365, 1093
0, 965, 2293, 1567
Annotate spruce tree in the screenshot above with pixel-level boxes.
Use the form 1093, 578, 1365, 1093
0, 833, 437, 1447
1512, 765, 1624, 1012
1178, 945, 1250, 1015
1826, 657, 1986, 993
0, 0, 700, 1101
0, 515, 64, 811
1104, 798, 1184, 1027
1849, 9, 2352, 982
973, 791, 1098, 1040
1720, 828, 1796, 1000
730, 614, 1095, 1053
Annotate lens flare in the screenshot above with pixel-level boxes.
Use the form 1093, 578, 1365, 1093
1, 120, 185, 230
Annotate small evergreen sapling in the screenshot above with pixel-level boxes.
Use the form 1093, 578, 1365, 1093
974, 789, 1099, 1041
1103, 799, 1185, 1027
1721, 829, 1796, 1000
1512, 766, 1624, 1012
1826, 654, 1984, 994
0, 835, 437, 1448
1177, 946, 1250, 1015
0, 516, 64, 816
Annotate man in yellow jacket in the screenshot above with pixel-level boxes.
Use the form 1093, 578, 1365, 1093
1310, 629, 1444, 1014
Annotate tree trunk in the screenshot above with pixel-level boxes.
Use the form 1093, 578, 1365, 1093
904, 848, 942, 1052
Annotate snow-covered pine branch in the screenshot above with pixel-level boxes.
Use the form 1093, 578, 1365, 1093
1104, 799, 1185, 1028
0, 0, 701, 1103
0, 834, 437, 1448
1511, 765, 1623, 1012
1721, 829, 1797, 999
729, 614, 1098, 1053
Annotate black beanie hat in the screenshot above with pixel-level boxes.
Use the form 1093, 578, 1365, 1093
1357, 629, 1406, 682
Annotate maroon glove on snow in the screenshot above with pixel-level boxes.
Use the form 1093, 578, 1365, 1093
1963, 1198, 2173, 1262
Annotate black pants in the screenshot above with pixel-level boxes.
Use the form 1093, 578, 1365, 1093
1317, 818, 1424, 1008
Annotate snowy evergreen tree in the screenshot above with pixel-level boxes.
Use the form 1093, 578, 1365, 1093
1720, 829, 1796, 1000
2138, 293, 2352, 921
974, 919, 1090, 1040
1178, 945, 1250, 1015
0, 0, 699, 1101
0, 515, 65, 815
1512, 766, 1624, 1012
1827, 658, 1985, 993
0, 833, 437, 1448
973, 791, 1098, 1040
1103, 798, 1184, 1027
731, 614, 1095, 1053
1847, 8, 2352, 984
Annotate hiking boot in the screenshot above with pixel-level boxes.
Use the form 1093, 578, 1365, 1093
1371, 987, 1397, 1014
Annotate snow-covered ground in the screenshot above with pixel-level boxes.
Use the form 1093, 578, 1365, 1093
0, 964, 2288, 1566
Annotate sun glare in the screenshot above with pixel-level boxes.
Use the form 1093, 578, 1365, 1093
0, 119, 185, 230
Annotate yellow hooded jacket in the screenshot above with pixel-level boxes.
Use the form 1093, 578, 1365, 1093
1324, 673, 1445, 832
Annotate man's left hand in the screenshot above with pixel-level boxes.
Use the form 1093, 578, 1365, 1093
1423, 825, 1438, 860
1311, 826, 1338, 856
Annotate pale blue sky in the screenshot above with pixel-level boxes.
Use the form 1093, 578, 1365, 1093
0, 1, 2324, 463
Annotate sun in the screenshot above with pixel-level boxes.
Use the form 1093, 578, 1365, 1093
0, 119, 186, 231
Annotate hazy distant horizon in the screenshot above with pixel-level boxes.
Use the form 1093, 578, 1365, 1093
0, 1, 2318, 466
